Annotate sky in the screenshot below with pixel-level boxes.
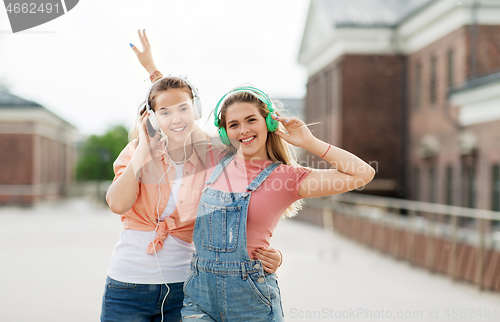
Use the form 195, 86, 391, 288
0, 0, 310, 136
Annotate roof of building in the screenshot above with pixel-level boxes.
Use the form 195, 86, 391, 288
0, 89, 42, 107
319, 0, 436, 28
0, 89, 77, 130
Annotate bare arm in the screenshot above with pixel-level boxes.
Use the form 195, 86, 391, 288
272, 115, 375, 198
130, 30, 159, 76
107, 31, 159, 214
106, 113, 159, 214
299, 139, 375, 197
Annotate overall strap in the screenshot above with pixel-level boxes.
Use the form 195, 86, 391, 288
205, 153, 235, 186
244, 162, 280, 193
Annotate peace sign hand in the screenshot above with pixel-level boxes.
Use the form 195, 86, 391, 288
271, 114, 315, 149
130, 30, 158, 75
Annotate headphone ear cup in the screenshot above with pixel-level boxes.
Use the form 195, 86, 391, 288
193, 98, 202, 120
266, 113, 279, 132
148, 110, 161, 131
218, 127, 232, 145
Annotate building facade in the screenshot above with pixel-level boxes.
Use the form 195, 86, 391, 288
299, 0, 500, 212
0, 90, 78, 206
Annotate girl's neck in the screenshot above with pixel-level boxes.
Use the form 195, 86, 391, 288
236, 149, 270, 161
167, 137, 193, 163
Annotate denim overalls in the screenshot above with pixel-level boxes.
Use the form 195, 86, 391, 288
182, 154, 284, 321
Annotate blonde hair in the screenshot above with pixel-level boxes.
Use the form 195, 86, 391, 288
218, 92, 304, 218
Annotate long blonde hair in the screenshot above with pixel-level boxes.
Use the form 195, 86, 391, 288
218, 92, 304, 218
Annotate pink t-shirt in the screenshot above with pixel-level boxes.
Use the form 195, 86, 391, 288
207, 154, 312, 257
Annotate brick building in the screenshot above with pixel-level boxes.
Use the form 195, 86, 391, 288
298, 0, 500, 212
0, 90, 78, 206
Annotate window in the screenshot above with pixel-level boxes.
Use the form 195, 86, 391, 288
466, 165, 475, 208
322, 71, 329, 140
447, 49, 454, 89
492, 165, 500, 211
429, 166, 436, 203
414, 167, 420, 200
430, 56, 437, 105
414, 62, 422, 109
446, 165, 453, 205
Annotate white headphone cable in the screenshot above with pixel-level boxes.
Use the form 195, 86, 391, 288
150, 124, 197, 322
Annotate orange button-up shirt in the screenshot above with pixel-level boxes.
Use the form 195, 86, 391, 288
110, 139, 217, 253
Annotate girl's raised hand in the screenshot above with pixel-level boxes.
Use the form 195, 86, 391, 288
137, 111, 162, 150
130, 30, 158, 75
271, 114, 315, 149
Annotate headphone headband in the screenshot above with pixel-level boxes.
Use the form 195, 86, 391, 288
213, 85, 274, 127
213, 85, 279, 145
145, 76, 200, 111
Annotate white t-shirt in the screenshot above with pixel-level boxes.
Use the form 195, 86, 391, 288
107, 163, 195, 284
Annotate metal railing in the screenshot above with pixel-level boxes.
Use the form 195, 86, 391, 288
305, 193, 500, 291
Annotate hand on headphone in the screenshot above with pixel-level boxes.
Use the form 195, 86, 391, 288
130, 29, 158, 75
138, 111, 162, 150
271, 112, 315, 149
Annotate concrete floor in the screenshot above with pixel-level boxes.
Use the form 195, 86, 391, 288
0, 197, 498, 322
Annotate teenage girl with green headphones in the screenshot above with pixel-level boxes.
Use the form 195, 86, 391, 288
179, 82, 375, 321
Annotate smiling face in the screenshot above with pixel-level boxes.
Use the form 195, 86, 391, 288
153, 88, 195, 143
224, 101, 270, 160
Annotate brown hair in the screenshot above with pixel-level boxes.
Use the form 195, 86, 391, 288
138, 77, 193, 116
219, 92, 304, 218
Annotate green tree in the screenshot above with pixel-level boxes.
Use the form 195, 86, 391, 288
76, 125, 129, 181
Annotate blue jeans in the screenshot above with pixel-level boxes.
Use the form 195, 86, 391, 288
183, 262, 284, 321
100, 276, 183, 322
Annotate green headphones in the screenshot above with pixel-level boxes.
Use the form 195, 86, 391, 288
213, 86, 279, 145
